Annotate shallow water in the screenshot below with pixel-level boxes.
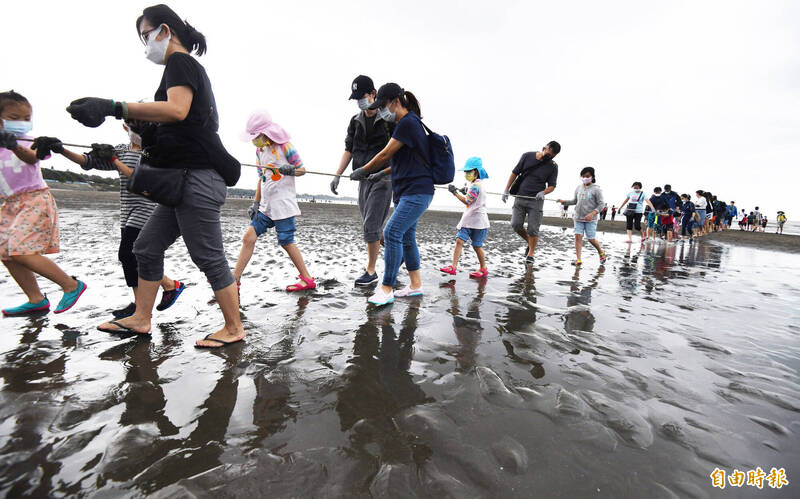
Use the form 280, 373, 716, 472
1, 196, 798, 498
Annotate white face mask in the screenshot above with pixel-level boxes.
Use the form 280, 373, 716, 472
378, 106, 396, 123
144, 25, 171, 65
357, 97, 371, 111
633, 188, 641, 193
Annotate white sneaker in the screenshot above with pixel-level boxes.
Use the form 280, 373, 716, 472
395, 286, 423, 297
368, 288, 394, 305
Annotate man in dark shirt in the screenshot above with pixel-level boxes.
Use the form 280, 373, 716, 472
331, 75, 395, 285
503, 141, 560, 263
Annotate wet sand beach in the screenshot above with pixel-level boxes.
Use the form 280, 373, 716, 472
1, 189, 798, 497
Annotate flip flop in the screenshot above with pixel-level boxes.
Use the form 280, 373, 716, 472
195, 333, 245, 349
97, 320, 149, 335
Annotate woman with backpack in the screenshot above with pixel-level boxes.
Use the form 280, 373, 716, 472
350, 83, 434, 306
616, 181, 654, 244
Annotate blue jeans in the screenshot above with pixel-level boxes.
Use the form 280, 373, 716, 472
382, 194, 433, 287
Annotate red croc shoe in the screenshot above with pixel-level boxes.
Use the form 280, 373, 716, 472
469, 268, 489, 279
439, 265, 457, 275
286, 275, 316, 292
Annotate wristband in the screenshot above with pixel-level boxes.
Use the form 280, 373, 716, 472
120, 101, 129, 120
113, 100, 123, 119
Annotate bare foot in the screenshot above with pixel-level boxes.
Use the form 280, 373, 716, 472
97, 316, 151, 335
195, 325, 245, 348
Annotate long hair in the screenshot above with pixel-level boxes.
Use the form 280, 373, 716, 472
136, 4, 207, 56
400, 91, 422, 118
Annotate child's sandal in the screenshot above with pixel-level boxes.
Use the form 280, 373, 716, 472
439, 265, 457, 275
286, 275, 316, 292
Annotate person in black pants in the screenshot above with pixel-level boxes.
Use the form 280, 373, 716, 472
41, 126, 185, 319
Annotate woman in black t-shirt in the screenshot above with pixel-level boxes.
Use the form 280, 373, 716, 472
66, 4, 244, 348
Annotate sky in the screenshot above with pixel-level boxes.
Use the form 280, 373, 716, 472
5, 0, 799, 217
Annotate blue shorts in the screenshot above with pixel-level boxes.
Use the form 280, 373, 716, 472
456, 227, 488, 247
251, 213, 296, 246
574, 220, 598, 239
647, 212, 657, 228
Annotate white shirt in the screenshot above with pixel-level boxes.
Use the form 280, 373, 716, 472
256, 144, 301, 220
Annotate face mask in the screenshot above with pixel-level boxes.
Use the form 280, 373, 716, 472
377, 106, 396, 123
357, 97, 371, 111
144, 25, 171, 65
582, 177, 593, 185
252, 137, 268, 149
633, 188, 641, 193
127, 130, 142, 146
2, 120, 33, 136
465, 172, 477, 182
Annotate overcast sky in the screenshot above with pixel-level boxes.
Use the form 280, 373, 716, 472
6, 0, 798, 217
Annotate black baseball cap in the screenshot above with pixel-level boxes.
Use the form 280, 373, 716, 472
349, 75, 375, 100
368, 82, 404, 109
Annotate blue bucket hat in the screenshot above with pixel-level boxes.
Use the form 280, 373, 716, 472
458, 156, 488, 179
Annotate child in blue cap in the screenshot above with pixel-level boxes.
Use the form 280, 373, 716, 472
441, 157, 490, 278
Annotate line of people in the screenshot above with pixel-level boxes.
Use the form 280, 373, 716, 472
4, 4, 784, 351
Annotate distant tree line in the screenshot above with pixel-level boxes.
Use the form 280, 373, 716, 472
42, 167, 119, 189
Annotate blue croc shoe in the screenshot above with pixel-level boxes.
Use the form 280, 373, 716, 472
54, 278, 87, 314
2, 297, 50, 316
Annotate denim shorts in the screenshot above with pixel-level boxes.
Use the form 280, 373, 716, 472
251, 212, 296, 246
456, 227, 488, 247
574, 220, 598, 239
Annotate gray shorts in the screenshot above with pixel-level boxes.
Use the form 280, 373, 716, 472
358, 178, 393, 243
511, 197, 544, 236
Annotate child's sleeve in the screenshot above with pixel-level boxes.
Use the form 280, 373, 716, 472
464, 183, 480, 206
563, 187, 579, 206
281, 143, 304, 168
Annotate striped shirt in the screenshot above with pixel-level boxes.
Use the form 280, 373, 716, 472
84, 144, 157, 229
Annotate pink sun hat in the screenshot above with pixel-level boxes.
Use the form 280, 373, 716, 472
241, 110, 291, 144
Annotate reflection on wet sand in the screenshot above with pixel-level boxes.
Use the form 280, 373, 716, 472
1, 201, 799, 497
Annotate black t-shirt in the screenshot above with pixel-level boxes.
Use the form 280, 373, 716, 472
512, 152, 558, 196
650, 194, 668, 211
153, 52, 219, 170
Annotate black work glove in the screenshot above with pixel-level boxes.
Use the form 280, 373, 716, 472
367, 169, 390, 183
350, 167, 369, 181
90, 143, 117, 161
31, 136, 64, 160
66, 97, 115, 128
278, 165, 297, 176
248, 200, 259, 220
0, 130, 19, 150
447, 184, 458, 195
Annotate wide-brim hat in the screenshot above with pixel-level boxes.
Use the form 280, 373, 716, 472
241, 110, 291, 144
